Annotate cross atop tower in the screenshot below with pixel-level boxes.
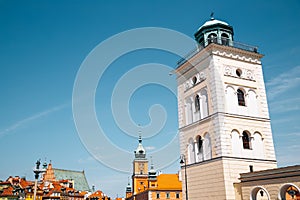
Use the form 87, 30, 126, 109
210, 12, 214, 20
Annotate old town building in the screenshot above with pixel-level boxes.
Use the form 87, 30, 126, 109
175, 16, 300, 200
0, 162, 111, 200
125, 137, 182, 200
0, 175, 86, 200
43, 162, 90, 192
86, 190, 110, 200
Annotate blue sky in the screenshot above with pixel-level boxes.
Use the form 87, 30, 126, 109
0, 0, 300, 198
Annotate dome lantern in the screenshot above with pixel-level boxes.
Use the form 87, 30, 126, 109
134, 135, 146, 159
194, 15, 234, 47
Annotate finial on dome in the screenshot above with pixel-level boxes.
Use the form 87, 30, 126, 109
134, 125, 146, 159
150, 156, 154, 169
210, 12, 214, 20
138, 124, 142, 143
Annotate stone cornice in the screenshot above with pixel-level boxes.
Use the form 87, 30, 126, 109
209, 43, 263, 64
176, 43, 263, 78
179, 112, 270, 131
181, 156, 277, 169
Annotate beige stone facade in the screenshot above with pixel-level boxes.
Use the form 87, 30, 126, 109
176, 18, 278, 200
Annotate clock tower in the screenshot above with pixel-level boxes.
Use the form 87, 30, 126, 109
132, 136, 149, 195
176, 17, 277, 199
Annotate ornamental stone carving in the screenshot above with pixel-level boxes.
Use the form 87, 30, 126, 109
223, 65, 255, 81
184, 71, 206, 91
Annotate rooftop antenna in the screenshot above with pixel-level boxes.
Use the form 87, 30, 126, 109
210, 12, 214, 20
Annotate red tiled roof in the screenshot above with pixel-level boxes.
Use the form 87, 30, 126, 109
156, 174, 182, 190
88, 190, 104, 198
19, 179, 33, 188
0, 181, 10, 186
0, 186, 16, 197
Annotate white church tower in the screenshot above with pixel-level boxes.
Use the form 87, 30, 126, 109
176, 16, 277, 200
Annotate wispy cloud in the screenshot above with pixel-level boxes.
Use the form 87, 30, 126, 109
266, 65, 300, 100
145, 146, 156, 151
78, 156, 95, 164
276, 140, 300, 167
275, 131, 300, 137
271, 117, 295, 125
0, 103, 69, 137
269, 97, 300, 113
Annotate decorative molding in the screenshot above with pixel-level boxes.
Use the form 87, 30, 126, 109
184, 71, 206, 91
212, 49, 262, 64
223, 64, 255, 81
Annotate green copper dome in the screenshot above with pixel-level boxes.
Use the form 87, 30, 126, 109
194, 17, 234, 47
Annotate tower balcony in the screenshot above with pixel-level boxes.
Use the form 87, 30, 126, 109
177, 37, 259, 66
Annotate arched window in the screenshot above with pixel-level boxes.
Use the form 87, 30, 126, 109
250, 187, 270, 200
195, 95, 200, 111
208, 33, 217, 44
286, 186, 300, 200
237, 89, 246, 106
197, 136, 203, 151
279, 184, 300, 200
221, 33, 229, 45
195, 135, 203, 162
242, 131, 251, 149
192, 76, 197, 85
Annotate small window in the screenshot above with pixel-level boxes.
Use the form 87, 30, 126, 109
176, 193, 180, 199
208, 33, 217, 44
221, 33, 229, 45
242, 131, 251, 149
195, 95, 200, 111
192, 76, 197, 85
156, 192, 160, 199
166, 192, 170, 199
236, 69, 242, 77
237, 89, 245, 106
249, 165, 253, 172
260, 190, 264, 197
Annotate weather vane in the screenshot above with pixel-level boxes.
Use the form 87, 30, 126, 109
210, 12, 214, 20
